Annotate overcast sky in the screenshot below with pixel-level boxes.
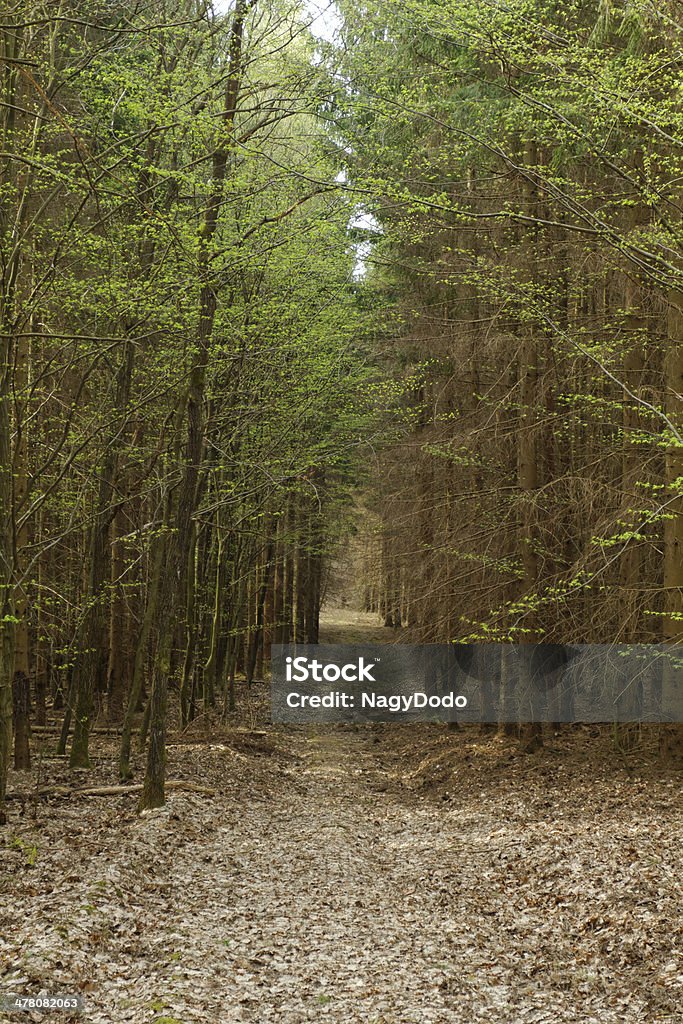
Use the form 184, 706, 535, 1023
212, 1, 341, 41
210, 0, 375, 275
303, 1, 341, 41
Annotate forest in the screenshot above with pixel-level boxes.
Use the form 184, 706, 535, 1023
1, 1, 683, 1022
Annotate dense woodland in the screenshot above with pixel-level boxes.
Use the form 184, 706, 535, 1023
2, 0, 683, 823
0, 0, 381, 818
345, 0, 683, 657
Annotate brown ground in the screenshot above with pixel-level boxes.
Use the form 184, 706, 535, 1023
0, 608, 681, 1023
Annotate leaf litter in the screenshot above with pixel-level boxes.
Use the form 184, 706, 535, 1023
1, 710, 682, 1024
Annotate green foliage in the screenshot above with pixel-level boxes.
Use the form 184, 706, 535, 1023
0, 0, 390, 679
8, 836, 38, 867
323, 0, 683, 643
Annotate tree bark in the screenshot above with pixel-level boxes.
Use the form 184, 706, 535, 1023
661, 282, 683, 758
139, 0, 252, 809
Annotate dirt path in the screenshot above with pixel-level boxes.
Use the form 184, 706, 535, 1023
2, 718, 682, 1024
2, 608, 682, 1023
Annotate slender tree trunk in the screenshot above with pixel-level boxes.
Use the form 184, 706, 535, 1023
0, 20, 25, 807
139, 0, 252, 809
202, 528, 224, 712
246, 535, 275, 683
295, 533, 307, 643
107, 508, 127, 720
0, 374, 14, 820
273, 520, 286, 645
661, 282, 683, 758
515, 142, 542, 751
282, 506, 294, 644
69, 342, 133, 767
119, 528, 165, 780
306, 512, 322, 644
12, 302, 30, 770
180, 523, 199, 723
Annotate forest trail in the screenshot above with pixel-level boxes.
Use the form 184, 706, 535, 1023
2, 613, 681, 1024
317, 605, 398, 645
3, 704, 682, 1024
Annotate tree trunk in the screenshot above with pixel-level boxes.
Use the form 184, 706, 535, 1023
69, 346, 132, 767
107, 508, 128, 721
119, 528, 165, 781
12, 300, 30, 770
0, 373, 13, 818
138, 0, 251, 809
661, 282, 683, 759
514, 142, 542, 751
246, 535, 275, 683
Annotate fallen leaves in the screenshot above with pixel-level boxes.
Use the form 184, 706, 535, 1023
0, 719, 682, 1023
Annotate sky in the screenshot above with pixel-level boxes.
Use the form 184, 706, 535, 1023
212, 0, 377, 276
303, 1, 341, 42
212, 1, 341, 41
